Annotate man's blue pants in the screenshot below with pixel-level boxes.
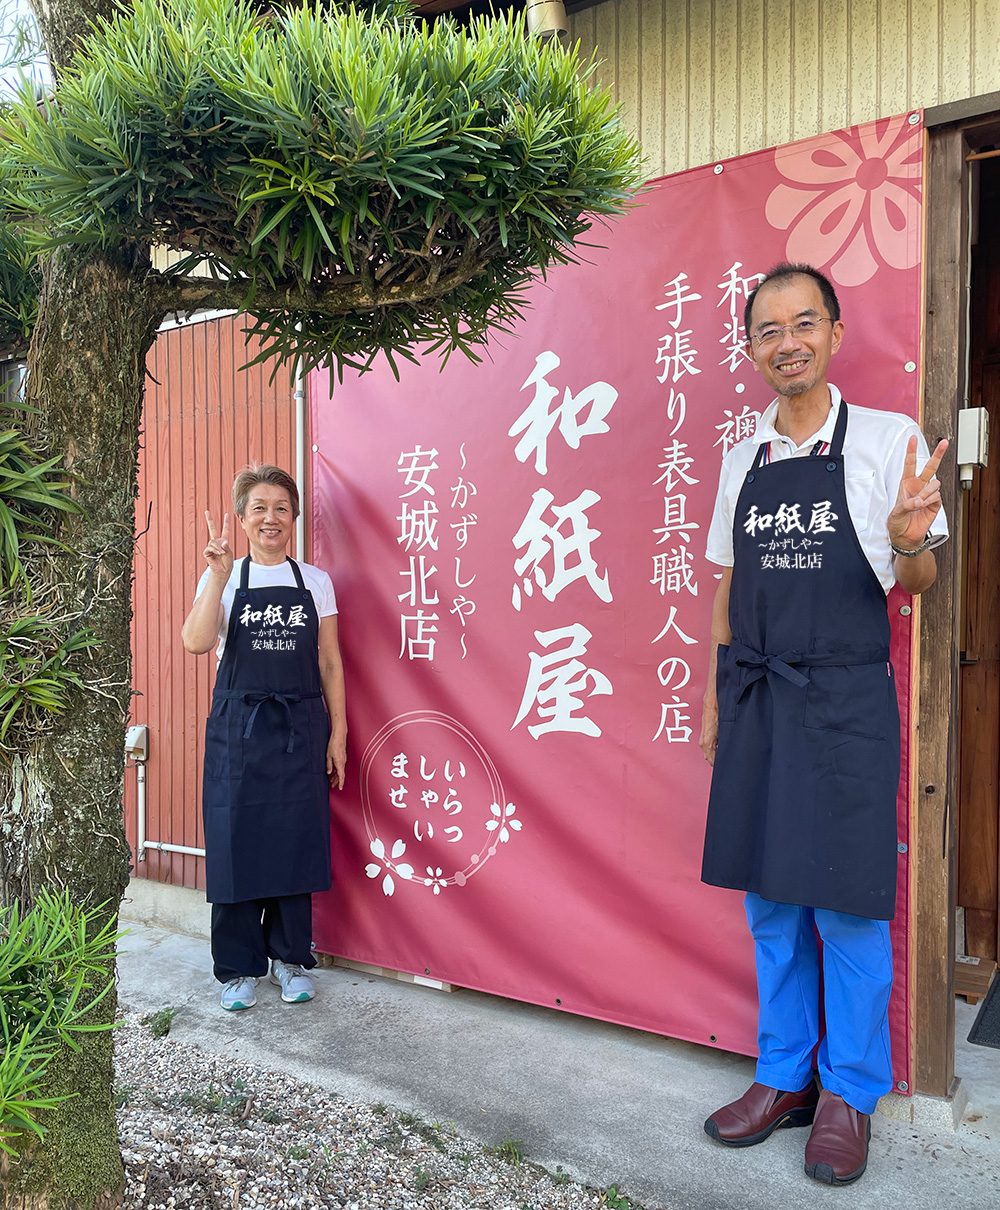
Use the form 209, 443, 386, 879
744, 893, 894, 1115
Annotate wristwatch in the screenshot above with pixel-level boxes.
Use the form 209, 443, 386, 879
891, 533, 932, 558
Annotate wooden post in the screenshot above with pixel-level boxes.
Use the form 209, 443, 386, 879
912, 126, 967, 1098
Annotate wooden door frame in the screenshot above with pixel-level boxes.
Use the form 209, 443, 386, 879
915, 96, 1000, 1097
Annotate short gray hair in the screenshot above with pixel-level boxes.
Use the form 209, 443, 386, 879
232, 464, 300, 519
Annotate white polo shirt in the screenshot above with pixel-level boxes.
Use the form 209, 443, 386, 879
195, 556, 338, 661
705, 386, 949, 593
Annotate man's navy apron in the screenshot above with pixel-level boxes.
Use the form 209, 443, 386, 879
701, 403, 900, 920
202, 556, 332, 904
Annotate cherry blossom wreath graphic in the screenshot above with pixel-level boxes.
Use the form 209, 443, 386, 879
360, 711, 522, 897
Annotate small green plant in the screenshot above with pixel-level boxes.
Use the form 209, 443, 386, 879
0, 404, 81, 589
413, 1166, 432, 1192
140, 1006, 178, 1038
486, 1136, 524, 1167
372, 1101, 388, 1116
170, 1082, 248, 1118
456, 1151, 472, 1165
602, 1185, 643, 1210
260, 1106, 282, 1124
286, 1143, 308, 1161
0, 890, 121, 1154
552, 1165, 570, 1185
113, 1084, 134, 1109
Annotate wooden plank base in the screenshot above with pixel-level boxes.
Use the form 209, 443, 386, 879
955, 955, 997, 1004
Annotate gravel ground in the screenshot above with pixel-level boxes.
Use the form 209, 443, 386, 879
115, 1008, 639, 1210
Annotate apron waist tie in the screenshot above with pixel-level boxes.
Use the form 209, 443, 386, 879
730, 641, 890, 702
214, 690, 323, 754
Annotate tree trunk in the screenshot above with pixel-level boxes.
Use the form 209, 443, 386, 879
0, 244, 164, 1209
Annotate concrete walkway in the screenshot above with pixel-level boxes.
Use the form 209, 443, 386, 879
117, 889, 1000, 1210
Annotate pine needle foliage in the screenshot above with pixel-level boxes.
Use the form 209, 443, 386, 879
0, 890, 121, 1153
0, 0, 643, 377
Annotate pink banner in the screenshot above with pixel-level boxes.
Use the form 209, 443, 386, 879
311, 114, 923, 1089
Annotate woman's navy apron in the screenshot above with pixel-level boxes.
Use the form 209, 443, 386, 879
701, 402, 900, 920
202, 556, 332, 904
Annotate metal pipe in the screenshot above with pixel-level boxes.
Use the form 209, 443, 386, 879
141, 841, 207, 858
294, 359, 307, 558
134, 755, 206, 860
136, 761, 146, 862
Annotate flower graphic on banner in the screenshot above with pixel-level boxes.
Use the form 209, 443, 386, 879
485, 802, 522, 843
765, 114, 922, 287
365, 837, 414, 897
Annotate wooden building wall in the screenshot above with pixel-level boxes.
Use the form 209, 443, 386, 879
569, 0, 1000, 178
125, 316, 297, 890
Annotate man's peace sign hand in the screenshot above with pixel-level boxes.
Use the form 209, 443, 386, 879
888, 436, 949, 549
203, 511, 234, 580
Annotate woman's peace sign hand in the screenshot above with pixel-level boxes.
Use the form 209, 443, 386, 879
888, 436, 949, 549
203, 511, 234, 580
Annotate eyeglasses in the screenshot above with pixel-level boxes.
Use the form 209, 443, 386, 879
749, 317, 834, 348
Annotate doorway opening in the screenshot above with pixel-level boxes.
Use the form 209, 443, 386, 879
957, 135, 1000, 1000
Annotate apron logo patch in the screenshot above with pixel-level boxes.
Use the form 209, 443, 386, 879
744, 500, 837, 570
238, 601, 308, 651
743, 500, 838, 537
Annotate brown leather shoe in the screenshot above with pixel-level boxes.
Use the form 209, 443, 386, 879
704, 1079, 818, 1147
804, 1089, 871, 1184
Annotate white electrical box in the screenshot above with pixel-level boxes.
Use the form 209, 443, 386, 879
125, 724, 149, 762
957, 407, 989, 489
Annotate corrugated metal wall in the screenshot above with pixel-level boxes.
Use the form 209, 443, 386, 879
125, 317, 296, 890
570, 0, 1000, 178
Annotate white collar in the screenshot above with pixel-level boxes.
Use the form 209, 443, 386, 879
753, 384, 843, 452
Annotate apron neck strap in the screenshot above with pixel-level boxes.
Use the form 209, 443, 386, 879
751, 398, 848, 468
828, 397, 848, 457
286, 557, 305, 590
239, 555, 303, 589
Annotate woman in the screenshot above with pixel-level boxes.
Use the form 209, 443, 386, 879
181, 464, 347, 1011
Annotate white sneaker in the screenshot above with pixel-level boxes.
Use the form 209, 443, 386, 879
220, 975, 257, 1010
269, 959, 315, 1003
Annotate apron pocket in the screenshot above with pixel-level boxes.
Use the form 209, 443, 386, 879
203, 716, 230, 781
803, 663, 890, 740
716, 644, 738, 722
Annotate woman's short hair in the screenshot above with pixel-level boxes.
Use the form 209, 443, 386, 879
232, 464, 300, 519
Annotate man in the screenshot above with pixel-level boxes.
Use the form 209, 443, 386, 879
699, 263, 948, 1186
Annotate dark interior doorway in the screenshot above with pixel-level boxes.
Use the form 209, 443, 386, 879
957, 150, 1000, 977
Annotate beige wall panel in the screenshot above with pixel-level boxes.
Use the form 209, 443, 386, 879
875, 0, 910, 118
762, 1, 793, 151
593, 0, 620, 101
616, 0, 641, 154
940, 0, 973, 102
817, 0, 850, 136
637, 1, 666, 181
738, 0, 766, 155
661, 0, 691, 173
907, 0, 940, 102
687, 0, 715, 166
848, 0, 880, 124
790, 0, 821, 141
568, 0, 1000, 180
973, 0, 1000, 97
711, 0, 741, 161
